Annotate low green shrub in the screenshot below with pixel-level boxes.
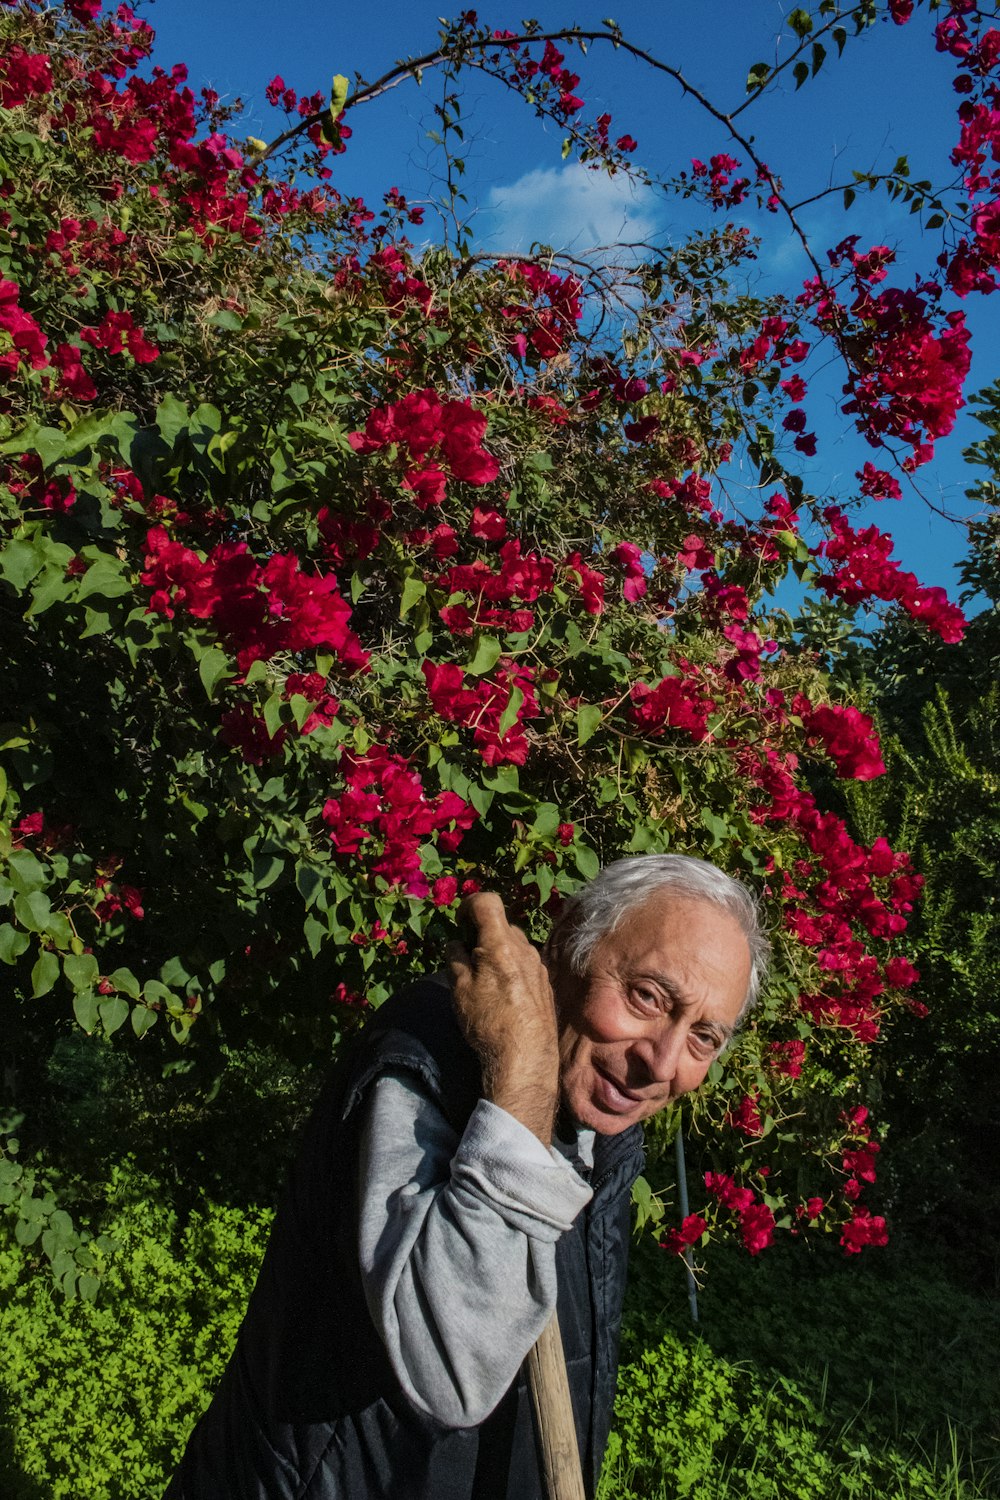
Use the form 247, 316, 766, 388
601, 1234, 1000, 1500
0, 1170, 270, 1500
2, 1167, 998, 1500
600, 1330, 984, 1500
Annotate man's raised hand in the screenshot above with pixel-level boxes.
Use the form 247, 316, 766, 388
446, 893, 561, 1145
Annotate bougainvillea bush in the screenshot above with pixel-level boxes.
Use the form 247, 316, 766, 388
1, 0, 996, 1272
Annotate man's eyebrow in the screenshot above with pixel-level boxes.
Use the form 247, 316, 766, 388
636, 968, 737, 1040
635, 967, 691, 1007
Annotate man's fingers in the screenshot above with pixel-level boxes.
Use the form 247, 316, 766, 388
457, 891, 512, 951
444, 939, 472, 986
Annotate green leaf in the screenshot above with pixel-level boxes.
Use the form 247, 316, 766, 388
532, 803, 561, 837
466, 635, 502, 676
73, 989, 99, 1032
296, 862, 325, 909
99, 995, 129, 1035
62, 410, 133, 459
1, 423, 66, 466
495, 685, 523, 741
190, 402, 222, 435
77, 555, 130, 602
400, 574, 426, 618
31, 949, 59, 997
576, 704, 603, 746
155, 392, 190, 446
15, 1217, 42, 1247
788, 7, 813, 37
811, 41, 826, 77
746, 61, 770, 92
14, 889, 50, 933
793, 60, 809, 88
253, 853, 284, 890
0, 539, 44, 592
108, 966, 141, 999
304, 913, 326, 958
80, 606, 113, 638
209, 309, 243, 331
63, 952, 99, 992
468, 782, 493, 816
329, 72, 350, 122
198, 647, 231, 701
159, 956, 191, 987
482, 764, 519, 794
131, 1004, 157, 1038
207, 429, 238, 471
263, 692, 284, 739
27, 565, 73, 617
574, 845, 600, 881
0, 924, 30, 965
143, 978, 174, 1006
6, 848, 45, 891
288, 693, 313, 730
699, 807, 731, 848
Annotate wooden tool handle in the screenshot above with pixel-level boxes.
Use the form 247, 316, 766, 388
526, 1311, 587, 1500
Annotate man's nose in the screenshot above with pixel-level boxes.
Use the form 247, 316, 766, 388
633, 1023, 686, 1087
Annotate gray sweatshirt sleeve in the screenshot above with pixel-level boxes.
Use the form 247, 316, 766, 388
357, 1073, 593, 1428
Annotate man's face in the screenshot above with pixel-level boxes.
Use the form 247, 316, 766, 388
551, 892, 752, 1135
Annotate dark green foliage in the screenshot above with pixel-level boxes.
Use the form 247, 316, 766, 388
601, 1236, 1000, 1499
845, 392, 1000, 1279
3, 1164, 998, 1500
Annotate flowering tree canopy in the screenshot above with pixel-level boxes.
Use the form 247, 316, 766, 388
1, 0, 995, 1265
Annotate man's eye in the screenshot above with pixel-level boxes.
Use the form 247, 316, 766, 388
631, 987, 660, 1012
691, 1031, 720, 1055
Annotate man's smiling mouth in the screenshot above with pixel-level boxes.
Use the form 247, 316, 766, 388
592, 1064, 646, 1112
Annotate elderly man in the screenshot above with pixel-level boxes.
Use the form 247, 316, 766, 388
166, 853, 767, 1500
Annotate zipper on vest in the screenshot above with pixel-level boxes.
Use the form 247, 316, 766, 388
590, 1139, 644, 1197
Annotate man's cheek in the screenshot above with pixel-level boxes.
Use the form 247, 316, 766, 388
580, 994, 631, 1045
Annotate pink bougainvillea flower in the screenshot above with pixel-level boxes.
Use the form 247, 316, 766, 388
801, 701, 886, 781
659, 1213, 707, 1255
840, 1207, 889, 1254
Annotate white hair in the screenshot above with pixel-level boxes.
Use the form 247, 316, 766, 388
551, 854, 769, 1018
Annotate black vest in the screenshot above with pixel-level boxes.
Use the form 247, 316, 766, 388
165, 979, 644, 1500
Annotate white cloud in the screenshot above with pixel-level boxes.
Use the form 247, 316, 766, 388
478, 163, 663, 257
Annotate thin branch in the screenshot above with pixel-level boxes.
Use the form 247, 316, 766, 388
247, 16, 926, 483
252, 25, 751, 168
729, 5, 874, 121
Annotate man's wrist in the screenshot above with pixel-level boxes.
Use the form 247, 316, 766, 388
484, 1060, 559, 1146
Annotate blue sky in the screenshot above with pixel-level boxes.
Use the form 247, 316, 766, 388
144, 0, 1000, 603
